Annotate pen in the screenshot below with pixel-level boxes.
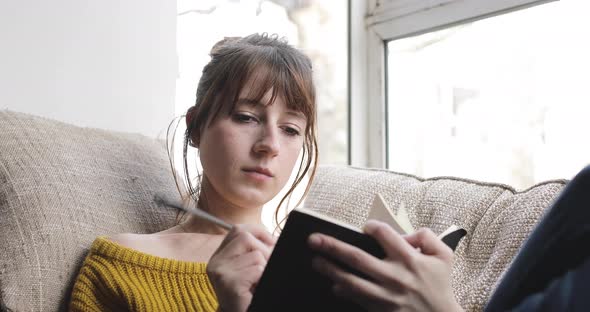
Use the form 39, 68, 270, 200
153, 194, 234, 231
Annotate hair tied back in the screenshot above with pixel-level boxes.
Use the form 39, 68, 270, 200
209, 36, 241, 55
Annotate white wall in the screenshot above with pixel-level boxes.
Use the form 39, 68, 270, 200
0, 0, 177, 139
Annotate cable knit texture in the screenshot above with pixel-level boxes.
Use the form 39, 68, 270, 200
69, 237, 218, 312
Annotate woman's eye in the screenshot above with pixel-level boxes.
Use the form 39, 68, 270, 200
282, 126, 301, 137
233, 113, 258, 123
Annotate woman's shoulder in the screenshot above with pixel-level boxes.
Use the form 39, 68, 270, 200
107, 232, 155, 250
105, 232, 177, 261
105, 231, 224, 263
78, 234, 210, 274
107, 225, 187, 250
84, 234, 160, 262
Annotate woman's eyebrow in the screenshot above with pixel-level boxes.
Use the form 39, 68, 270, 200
286, 111, 306, 121
235, 98, 262, 106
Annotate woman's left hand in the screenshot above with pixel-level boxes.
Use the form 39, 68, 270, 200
308, 220, 463, 312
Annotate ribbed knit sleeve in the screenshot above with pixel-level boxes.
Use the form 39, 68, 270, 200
69, 237, 218, 312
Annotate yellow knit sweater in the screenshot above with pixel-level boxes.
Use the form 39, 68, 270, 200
69, 236, 218, 312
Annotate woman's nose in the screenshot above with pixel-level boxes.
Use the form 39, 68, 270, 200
253, 126, 280, 157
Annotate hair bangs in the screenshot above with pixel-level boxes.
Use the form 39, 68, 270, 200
282, 64, 315, 126
235, 49, 316, 126
236, 62, 279, 108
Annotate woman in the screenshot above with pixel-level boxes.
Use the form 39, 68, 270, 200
69, 33, 318, 311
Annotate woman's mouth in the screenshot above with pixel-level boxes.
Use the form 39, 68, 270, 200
242, 167, 274, 181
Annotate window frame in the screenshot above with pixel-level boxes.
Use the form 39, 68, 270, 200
349, 0, 555, 168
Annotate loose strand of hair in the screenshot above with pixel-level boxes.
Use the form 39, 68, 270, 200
273, 134, 318, 233
165, 115, 189, 224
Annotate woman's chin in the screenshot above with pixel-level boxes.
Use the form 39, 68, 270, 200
231, 190, 276, 210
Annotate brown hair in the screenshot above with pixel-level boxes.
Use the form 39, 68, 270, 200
169, 33, 318, 229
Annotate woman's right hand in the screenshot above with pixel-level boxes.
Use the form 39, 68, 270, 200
308, 221, 462, 312
206, 224, 276, 312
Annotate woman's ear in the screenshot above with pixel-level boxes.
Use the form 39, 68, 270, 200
186, 106, 195, 127
186, 107, 199, 147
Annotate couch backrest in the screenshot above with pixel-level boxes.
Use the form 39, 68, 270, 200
304, 165, 567, 312
0, 110, 178, 311
0, 109, 569, 312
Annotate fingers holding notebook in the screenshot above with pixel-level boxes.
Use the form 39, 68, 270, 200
308, 221, 463, 312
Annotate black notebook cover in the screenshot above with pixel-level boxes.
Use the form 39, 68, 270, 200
247, 209, 466, 312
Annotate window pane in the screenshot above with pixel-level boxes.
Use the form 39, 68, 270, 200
386, 0, 589, 189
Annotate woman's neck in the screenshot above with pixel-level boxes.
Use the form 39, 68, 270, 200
179, 177, 265, 234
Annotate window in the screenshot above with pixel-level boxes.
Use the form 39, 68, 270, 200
385, 0, 589, 189
353, 0, 587, 189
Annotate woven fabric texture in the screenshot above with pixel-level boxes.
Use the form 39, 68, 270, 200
0, 110, 178, 312
304, 165, 567, 312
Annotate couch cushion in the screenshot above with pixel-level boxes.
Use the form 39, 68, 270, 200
0, 110, 178, 311
305, 165, 567, 312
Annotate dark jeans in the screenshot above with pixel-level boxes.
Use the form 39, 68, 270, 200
485, 165, 590, 312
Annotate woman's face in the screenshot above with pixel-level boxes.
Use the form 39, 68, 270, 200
198, 85, 307, 210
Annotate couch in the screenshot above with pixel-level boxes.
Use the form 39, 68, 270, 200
0, 110, 567, 311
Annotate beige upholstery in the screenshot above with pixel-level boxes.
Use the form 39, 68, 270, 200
304, 166, 566, 311
0, 111, 178, 311
0, 110, 567, 311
